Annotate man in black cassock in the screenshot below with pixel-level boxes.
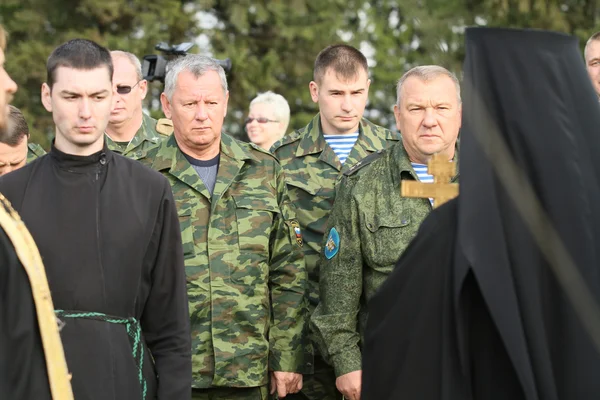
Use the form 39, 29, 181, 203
362, 28, 600, 400
0, 39, 192, 399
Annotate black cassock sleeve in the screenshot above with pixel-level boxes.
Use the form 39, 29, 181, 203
0, 228, 52, 400
140, 180, 192, 399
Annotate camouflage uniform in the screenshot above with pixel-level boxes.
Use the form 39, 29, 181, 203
105, 113, 164, 160
192, 386, 268, 400
311, 141, 459, 378
140, 134, 307, 392
271, 113, 400, 399
26, 142, 45, 163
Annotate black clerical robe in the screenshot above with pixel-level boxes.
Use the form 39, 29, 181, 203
0, 145, 192, 400
362, 28, 600, 400
0, 228, 52, 400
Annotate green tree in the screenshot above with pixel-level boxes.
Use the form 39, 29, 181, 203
1, 0, 199, 148
195, 0, 368, 137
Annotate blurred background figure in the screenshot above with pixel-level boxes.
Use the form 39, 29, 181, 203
585, 31, 600, 99
245, 91, 290, 151
0, 105, 39, 176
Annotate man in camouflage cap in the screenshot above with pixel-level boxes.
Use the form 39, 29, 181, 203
140, 54, 307, 399
271, 44, 400, 400
311, 65, 461, 400
105, 50, 165, 159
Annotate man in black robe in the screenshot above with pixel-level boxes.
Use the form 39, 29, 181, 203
0, 39, 192, 399
362, 28, 600, 399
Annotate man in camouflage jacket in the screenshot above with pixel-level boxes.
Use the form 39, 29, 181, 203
271, 44, 399, 400
311, 65, 462, 400
105, 50, 166, 160
140, 54, 307, 400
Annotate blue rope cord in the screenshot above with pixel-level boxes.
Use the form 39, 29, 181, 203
55, 310, 147, 399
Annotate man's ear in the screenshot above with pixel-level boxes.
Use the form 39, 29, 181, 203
393, 104, 402, 132
41, 83, 52, 112
160, 92, 172, 119
223, 91, 229, 118
139, 79, 148, 100
309, 81, 319, 103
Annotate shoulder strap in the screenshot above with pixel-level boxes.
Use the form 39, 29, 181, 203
343, 149, 387, 177
0, 194, 73, 399
156, 118, 174, 136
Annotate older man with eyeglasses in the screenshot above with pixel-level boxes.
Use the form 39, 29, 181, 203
245, 91, 290, 151
105, 50, 165, 159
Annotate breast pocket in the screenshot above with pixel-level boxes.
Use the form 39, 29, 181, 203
364, 214, 412, 272
233, 195, 280, 254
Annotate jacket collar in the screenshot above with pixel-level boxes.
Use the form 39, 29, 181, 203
50, 140, 112, 171
294, 113, 397, 157
397, 139, 460, 185
151, 132, 256, 173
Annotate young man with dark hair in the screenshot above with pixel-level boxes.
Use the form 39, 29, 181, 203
0, 38, 192, 400
271, 44, 400, 400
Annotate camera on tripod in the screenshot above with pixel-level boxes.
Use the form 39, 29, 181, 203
142, 42, 232, 82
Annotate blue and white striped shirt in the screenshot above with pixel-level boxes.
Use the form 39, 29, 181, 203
324, 133, 359, 165
411, 162, 434, 205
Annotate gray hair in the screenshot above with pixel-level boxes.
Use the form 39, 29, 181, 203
396, 65, 461, 105
249, 91, 291, 137
164, 55, 228, 100
585, 31, 600, 60
111, 50, 143, 81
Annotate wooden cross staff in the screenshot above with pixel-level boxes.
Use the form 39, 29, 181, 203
401, 153, 459, 208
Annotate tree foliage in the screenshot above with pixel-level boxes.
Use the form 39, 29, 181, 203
1, 0, 599, 147
1, 0, 198, 147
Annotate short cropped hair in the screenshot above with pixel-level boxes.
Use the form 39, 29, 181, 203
396, 65, 462, 105
313, 44, 369, 85
585, 31, 600, 60
164, 55, 228, 100
249, 91, 291, 137
46, 39, 113, 89
1, 105, 29, 146
111, 50, 143, 81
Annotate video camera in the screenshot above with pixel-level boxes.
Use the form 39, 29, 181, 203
142, 42, 232, 83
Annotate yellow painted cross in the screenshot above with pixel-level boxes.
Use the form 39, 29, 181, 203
401, 153, 459, 208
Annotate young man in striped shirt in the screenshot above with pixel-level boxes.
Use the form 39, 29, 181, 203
271, 44, 399, 400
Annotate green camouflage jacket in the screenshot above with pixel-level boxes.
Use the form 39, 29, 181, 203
311, 141, 459, 377
106, 113, 164, 160
26, 142, 46, 163
140, 133, 307, 389
271, 113, 400, 369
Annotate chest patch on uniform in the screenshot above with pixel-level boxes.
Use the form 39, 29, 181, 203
324, 227, 340, 259
291, 220, 303, 247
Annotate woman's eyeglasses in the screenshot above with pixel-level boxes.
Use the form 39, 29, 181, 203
116, 80, 142, 95
245, 117, 279, 125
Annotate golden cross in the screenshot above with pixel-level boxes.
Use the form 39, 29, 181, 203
401, 153, 459, 208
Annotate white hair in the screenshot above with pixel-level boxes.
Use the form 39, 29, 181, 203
396, 65, 461, 105
249, 91, 291, 137
111, 50, 143, 81
164, 54, 228, 100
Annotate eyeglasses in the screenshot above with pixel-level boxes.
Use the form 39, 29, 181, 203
245, 117, 279, 125
116, 80, 142, 95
